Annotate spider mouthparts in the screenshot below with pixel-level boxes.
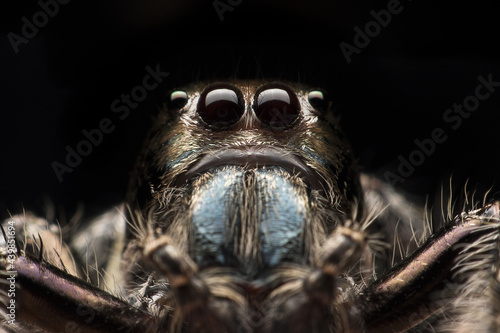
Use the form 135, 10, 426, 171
176, 146, 324, 191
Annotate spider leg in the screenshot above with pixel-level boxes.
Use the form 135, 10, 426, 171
0, 212, 156, 333
263, 201, 499, 333
0, 253, 156, 333
143, 234, 249, 333
262, 225, 367, 333
356, 201, 500, 332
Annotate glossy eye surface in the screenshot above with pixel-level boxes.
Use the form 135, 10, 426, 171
307, 90, 327, 112
168, 90, 189, 109
197, 85, 244, 128
253, 85, 300, 129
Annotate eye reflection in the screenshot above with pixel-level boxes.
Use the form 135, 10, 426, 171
307, 90, 327, 112
197, 85, 244, 128
168, 90, 189, 109
253, 85, 300, 129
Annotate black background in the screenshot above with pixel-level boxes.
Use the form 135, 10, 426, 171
1, 0, 499, 224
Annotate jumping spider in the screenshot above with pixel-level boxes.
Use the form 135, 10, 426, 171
1, 80, 499, 332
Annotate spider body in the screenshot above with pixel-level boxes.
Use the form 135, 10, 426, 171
1, 80, 499, 333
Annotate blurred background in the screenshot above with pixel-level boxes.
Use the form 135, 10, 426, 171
1, 0, 499, 224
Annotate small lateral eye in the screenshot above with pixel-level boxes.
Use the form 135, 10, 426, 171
307, 90, 327, 112
168, 90, 189, 109
253, 85, 300, 129
197, 85, 244, 128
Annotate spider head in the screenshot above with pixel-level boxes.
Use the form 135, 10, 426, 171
125, 80, 361, 280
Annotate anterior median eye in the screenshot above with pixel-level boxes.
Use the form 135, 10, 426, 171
307, 90, 327, 112
253, 85, 300, 129
197, 85, 244, 128
168, 90, 189, 109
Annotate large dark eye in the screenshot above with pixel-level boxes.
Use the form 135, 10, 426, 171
307, 90, 328, 112
253, 85, 300, 129
197, 85, 244, 128
168, 90, 189, 109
